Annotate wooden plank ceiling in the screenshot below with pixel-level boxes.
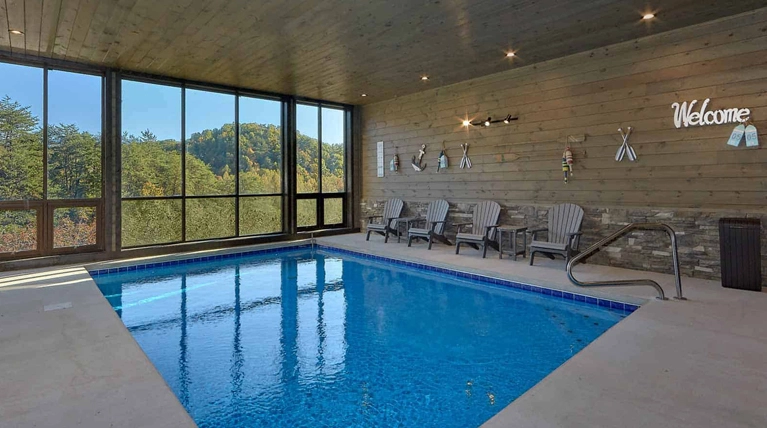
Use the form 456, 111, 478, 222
2, 0, 765, 104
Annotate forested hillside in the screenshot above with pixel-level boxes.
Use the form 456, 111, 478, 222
0, 95, 344, 252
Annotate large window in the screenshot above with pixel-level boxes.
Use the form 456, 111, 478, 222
296, 103, 347, 230
121, 80, 183, 247
1, 57, 351, 260
0, 62, 103, 259
121, 81, 286, 248
239, 96, 283, 235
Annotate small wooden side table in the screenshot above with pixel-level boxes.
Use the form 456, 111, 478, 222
497, 226, 528, 260
394, 217, 420, 243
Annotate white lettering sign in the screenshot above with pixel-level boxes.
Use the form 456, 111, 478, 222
671, 99, 750, 128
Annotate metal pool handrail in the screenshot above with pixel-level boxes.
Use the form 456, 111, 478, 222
566, 223, 685, 301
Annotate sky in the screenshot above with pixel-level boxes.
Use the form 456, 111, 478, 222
0, 62, 103, 134
0, 61, 344, 144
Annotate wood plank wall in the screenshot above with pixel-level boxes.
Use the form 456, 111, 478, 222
360, 8, 767, 212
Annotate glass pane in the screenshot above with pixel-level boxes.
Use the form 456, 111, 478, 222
297, 199, 317, 228
186, 198, 235, 240
296, 104, 319, 194
0, 62, 44, 201
48, 70, 102, 199
321, 107, 345, 193
185, 89, 235, 196
323, 198, 343, 225
239, 97, 282, 195
122, 199, 182, 247
239, 196, 282, 235
121, 80, 182, 197
0, 209, 37, 253
53, 206, 97, 248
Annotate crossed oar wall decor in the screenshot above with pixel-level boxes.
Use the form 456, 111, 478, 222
616, 127, 637, 162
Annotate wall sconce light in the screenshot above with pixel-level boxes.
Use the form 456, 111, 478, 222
462, 114, 518, 127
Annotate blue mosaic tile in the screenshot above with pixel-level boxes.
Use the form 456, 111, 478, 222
598, 299, 611, 308
610, 301, 625, 311
585, 296, 598, 305
562, 292, 573, 300
574, 294, 586, 302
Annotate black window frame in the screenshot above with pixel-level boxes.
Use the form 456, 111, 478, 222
0, 59, 106, 260
0, 54, 355, 261
294, 101, 350, 233
120, 77, 289, 248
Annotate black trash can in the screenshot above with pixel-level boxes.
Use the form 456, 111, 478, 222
719, 218, 762, 291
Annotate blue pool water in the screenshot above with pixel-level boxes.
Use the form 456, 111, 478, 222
93, 248, 627, 427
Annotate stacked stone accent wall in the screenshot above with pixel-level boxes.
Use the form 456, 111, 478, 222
361, 199, 767, 284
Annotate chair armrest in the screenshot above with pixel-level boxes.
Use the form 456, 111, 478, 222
566, 231, 583, 250
429, 220, 446, 232
453, 222, 472, 233
485, 224, 500, 238
386, 217, 400, 228
529, 228, 548, 240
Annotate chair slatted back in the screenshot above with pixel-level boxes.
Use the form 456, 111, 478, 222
382, 199, 404, 222
425, 200, 449, 235
548, 203, 584, 244
472, 201, 501, 240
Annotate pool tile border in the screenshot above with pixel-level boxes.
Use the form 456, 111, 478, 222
316, 245, 639, 314
87, 244, 313, 276
87, 243, 639, 314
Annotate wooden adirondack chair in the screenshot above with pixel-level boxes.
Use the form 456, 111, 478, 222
529, 203, 584, 267
454, 201, 501, 258
366, 199, 404, 243
407, 200, 450, 250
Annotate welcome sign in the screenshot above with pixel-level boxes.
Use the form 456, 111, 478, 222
671, 98, 750, 128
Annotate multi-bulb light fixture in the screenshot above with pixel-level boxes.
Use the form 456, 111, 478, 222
462, 114, 518, 127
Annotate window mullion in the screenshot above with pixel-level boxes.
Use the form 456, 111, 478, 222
181, 85, 187, 242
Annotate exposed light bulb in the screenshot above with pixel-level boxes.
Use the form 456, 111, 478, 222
361, 93, 367, 97
10, 29, 23, 35
506, 52, 515, 58
421, 75, 429, 81
484, 117, 491, 127
642, 13, 655, 20
462, 120, 471, 127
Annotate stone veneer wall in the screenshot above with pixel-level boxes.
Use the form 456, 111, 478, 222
361, 199, 767, 284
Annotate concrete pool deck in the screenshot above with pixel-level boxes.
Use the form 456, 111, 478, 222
1, 234, 766, 427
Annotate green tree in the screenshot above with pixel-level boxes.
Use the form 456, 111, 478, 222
0, 96, 43, 200
47, 124, 101, 199
2, 92, 347, 251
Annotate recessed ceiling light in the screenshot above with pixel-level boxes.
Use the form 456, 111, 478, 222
421, 75, 429, 81
642, 13, 655, 20
506, 52, 515, 58
10, 29, 23, 35
361, 93, 367, 97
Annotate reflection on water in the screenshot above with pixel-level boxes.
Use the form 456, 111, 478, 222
95, 251, 624, 428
